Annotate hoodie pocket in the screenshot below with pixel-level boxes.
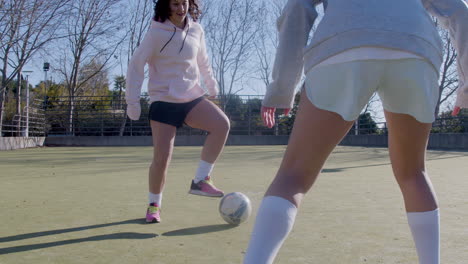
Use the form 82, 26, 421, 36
168, 76, 198, 100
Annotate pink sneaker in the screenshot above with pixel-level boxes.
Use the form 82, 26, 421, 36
189, 176, 224, 197
146, 203, 161, 223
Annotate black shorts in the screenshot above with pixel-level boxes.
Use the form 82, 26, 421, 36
148, 97, 204, 128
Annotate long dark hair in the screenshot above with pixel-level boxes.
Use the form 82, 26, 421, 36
153, 0, 201, 23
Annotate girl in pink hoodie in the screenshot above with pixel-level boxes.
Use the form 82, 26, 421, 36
126, 0, 230, 223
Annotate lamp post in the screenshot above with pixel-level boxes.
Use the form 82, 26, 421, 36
16, 72, 22, 135
22, 70, 33, 137
43, 62, 50, 95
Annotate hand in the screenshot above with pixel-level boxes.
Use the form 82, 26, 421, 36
451, 106, 461, 116
261, 106, 291, 128
207, 90, 218, 100
127, 103, 141, 121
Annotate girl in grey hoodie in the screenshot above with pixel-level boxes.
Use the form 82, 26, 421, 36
244, 0, 468, 263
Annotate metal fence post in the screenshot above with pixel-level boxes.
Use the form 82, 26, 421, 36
248, 96, 251, 136
101, 111, 104, 136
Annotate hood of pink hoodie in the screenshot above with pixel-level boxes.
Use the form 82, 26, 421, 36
151, 18, 192, 31
151, 18, 193, 54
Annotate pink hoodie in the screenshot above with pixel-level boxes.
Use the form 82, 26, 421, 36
126, 19, 218, 106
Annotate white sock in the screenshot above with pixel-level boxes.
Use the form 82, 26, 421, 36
194, 160, 214, 183
243, 196, 298, 264
407, 209, 440, 264
148, 192, 162, 207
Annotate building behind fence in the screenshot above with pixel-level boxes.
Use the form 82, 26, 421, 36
1, 95, 467, 137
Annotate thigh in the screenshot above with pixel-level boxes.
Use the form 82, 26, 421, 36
150, 120, 177, 158
184, 98, 230, 133
384, 110, 432, 178
275, 92, 355, 190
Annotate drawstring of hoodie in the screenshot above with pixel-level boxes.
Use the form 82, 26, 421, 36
179, 23, 190, 53
160, 27, 176, 53
160, 23, 190, 54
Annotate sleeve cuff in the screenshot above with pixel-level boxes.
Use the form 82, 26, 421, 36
262, 92, 296, 109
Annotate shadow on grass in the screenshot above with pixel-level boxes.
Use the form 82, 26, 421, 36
0, 218, 146, 243
0, 232, 157, 255
322, 168, 345, 173
321, 162, 391, 173
162, 224, 236, 236
321, 154, 467, 173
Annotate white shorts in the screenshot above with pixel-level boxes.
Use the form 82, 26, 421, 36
304, 59, 439, 123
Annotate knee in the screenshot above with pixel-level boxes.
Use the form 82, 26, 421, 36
152, 148, 172, 166
394, 168, 427, 184
221, 117, 230, 134
213, 116, 230, 135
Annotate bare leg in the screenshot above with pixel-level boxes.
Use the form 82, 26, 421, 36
266, 96, 354, 207
384, 110, 438, 212
184, 98, 230, 163
148, 121, 176, 194
385, 111, 439, 264
244, 95, 354, 264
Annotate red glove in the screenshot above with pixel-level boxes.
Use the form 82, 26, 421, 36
451, 106, 461, 116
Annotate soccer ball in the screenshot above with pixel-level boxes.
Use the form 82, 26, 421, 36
219, 192, 252, 225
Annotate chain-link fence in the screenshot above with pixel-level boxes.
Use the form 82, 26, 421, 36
1, 95, 467, 137
40, 95, 291, 136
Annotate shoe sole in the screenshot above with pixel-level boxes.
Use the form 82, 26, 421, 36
146, 218, 160, 223
189, 190, 224, 197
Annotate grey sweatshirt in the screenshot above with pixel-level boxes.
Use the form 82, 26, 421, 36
263, 0, 468, 110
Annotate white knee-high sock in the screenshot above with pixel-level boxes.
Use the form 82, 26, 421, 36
148, 192, 162, 207
407, 209, 440, 264
243, 196, 298, 264
194, 160, 214, 183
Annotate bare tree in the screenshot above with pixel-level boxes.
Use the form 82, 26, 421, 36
54, 0, 126, 134
0, 0, 15, 51
196, 0, 208, 23
114, 0, 153, 136
124, 0, 153, 65
77, 59, 110, 96
254, 0, 327, 95
435, 28, 458, 117
0, 0, 20, 134
253, 2, 274, 89
271, 0, 288, 20
202, 0, 261, 109
254, 0, 287, 91
0, 0, 69, 135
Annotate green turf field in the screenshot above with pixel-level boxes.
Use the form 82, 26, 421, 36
0, 146, 467, 264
